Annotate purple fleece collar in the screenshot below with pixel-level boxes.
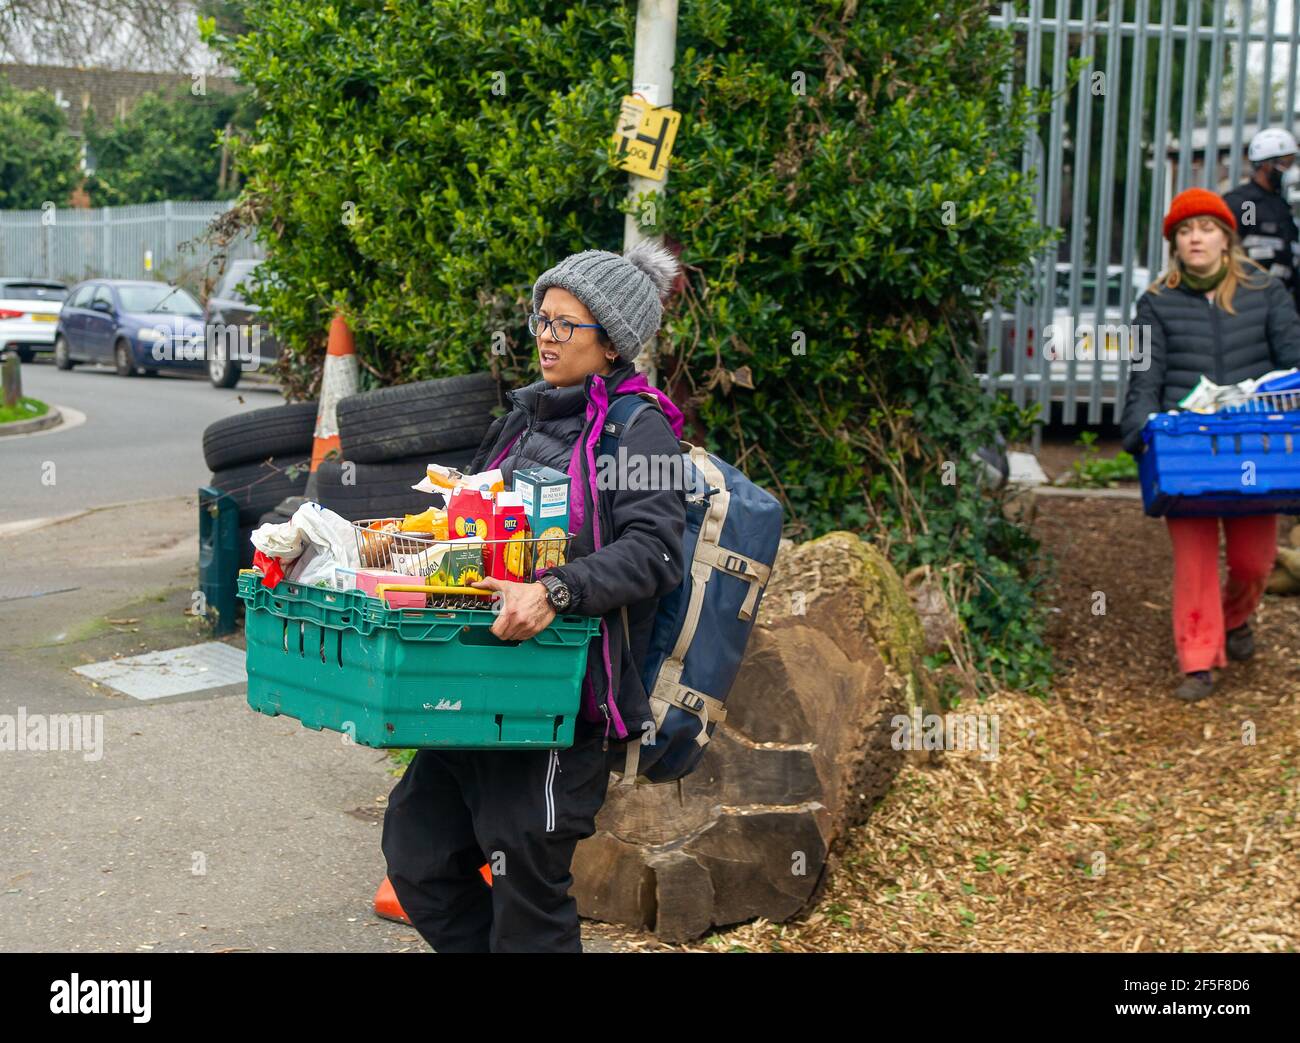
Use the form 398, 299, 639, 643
565, 369, 684, 533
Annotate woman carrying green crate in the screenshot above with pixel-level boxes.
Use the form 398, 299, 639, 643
1121, 188, 1300, 702
382, 241, 687, 952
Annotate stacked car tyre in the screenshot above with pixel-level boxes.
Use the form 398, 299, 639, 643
314, 450, 478, 522
317, 373, 500, 521
202, 402, 318, 567
335, 373, 499, 463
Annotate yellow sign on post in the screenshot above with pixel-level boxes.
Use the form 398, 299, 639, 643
611, 95, 680, 181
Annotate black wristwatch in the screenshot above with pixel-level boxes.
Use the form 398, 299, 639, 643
539, 572, 573, 612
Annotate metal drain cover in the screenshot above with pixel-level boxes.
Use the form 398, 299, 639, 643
74, 642, 247, 701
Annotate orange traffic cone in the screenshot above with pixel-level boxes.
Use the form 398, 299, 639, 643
373, 866, 493, 924
374, 876, 411, 924
310, 313, 359, 473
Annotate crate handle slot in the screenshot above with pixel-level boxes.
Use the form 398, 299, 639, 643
298, 620, 305, 657
460, 628, 521, 648
392, 619, 465, 643
532, 626, 592, 647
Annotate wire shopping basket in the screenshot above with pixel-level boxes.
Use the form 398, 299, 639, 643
1217, 388, 1300, 415
351, 518, 572, 608
1215, 371, 1300, 415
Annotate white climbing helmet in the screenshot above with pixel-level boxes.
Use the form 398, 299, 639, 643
1248, 127, 1299, 163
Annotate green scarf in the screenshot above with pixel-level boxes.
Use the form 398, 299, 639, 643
1180, 259, 1229, 292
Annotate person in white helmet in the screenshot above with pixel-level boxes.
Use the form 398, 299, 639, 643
1223, 127, 1300, 312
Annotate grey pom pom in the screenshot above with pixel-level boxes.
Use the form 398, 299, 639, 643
623, 239, 680, 301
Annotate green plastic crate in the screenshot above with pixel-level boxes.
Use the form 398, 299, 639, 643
236, 572, 599, 749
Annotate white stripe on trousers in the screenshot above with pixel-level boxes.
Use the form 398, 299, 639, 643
544, 749, 558, 833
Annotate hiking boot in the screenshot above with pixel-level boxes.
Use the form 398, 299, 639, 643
1174, 670, 1214, 702
1226, 622, 1255, 661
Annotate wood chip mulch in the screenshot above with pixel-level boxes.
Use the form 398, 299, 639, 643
672, 497, 1300, 952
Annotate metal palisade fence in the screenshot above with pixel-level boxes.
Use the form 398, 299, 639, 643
0, 200, 262, 289
987, 0, 1300, 426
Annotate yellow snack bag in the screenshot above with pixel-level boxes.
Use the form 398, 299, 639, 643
400, 507, 448, 539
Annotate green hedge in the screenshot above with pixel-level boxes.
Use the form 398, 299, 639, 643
212, 0, 1056, 695
0, 78, 81, 209
84, 87, 249, 206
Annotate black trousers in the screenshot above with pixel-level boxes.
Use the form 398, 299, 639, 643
381, 720, 611, 952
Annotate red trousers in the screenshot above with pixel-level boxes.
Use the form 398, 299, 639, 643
1165, 514, 1278, 672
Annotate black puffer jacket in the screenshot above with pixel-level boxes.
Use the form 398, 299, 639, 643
1120, 273, 1300, 453
468, 361, 686, 748
1222, 179, 1300, 309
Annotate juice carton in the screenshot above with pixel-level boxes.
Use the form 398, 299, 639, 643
488, 491, 530, 581
513, 465, 569, 571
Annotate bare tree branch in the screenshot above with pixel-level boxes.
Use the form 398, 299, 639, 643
0, 1, 215, 73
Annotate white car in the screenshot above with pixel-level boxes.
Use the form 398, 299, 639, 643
1046, 264, 1152, 394
984, 265, 1152, 404
0, 279, 69, 361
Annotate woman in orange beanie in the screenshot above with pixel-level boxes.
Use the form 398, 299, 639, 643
1121, 187, 1300, 700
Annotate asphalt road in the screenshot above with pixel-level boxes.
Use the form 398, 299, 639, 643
0, 358, 285, 525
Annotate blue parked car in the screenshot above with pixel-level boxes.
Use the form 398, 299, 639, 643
54, 279, 206, 377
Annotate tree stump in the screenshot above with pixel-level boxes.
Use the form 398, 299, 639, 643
572, 531, 933, 942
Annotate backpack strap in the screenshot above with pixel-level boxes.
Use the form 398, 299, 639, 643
597, 391, 661, 462
691, 542, 771, 621
599, 390, 663, 788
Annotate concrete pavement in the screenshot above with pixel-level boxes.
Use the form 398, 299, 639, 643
0, 496, 643, 952
0, 361, 649, 953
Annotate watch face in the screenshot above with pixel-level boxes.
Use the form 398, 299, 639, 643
547, 579, 571, 610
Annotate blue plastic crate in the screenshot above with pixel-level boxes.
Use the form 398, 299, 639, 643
1139, 408, 1300, 517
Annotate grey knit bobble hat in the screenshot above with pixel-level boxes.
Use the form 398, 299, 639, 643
532, 239, 681, 361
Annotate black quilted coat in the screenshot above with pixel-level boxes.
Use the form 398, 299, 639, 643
1120, 273, 1300, 453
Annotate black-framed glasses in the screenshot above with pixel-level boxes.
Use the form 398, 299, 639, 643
528, 312, 604, 343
